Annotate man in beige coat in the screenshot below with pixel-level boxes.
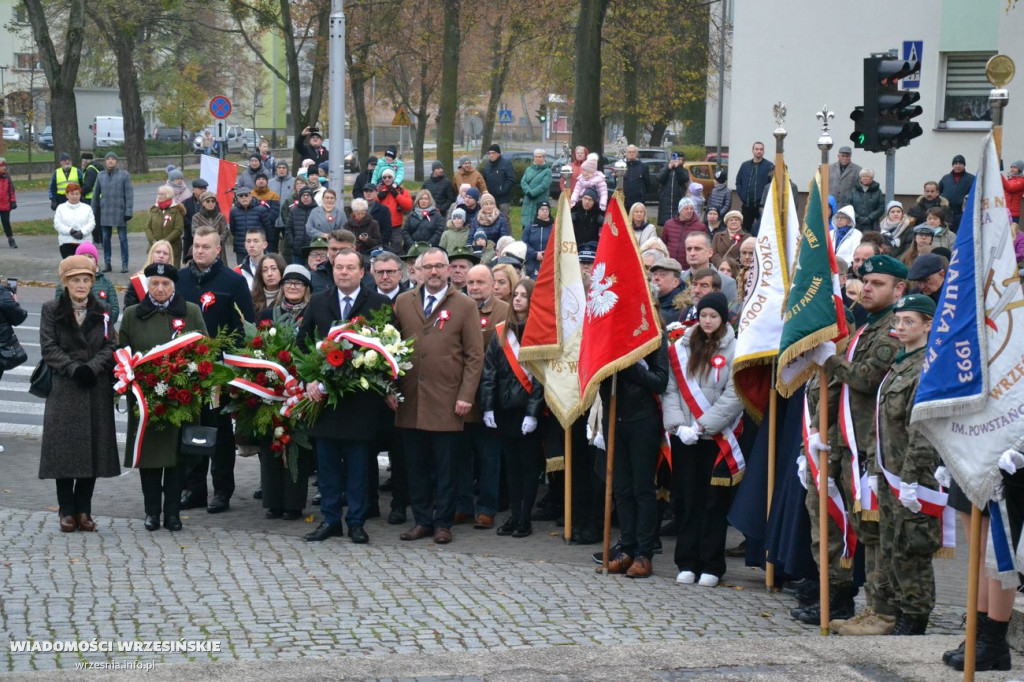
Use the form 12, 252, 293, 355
391, 247, 484, 544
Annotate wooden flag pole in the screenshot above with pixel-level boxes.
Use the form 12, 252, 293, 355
601, 374, 619, 574
963, 505, 983, 681
564, 427, 573, 543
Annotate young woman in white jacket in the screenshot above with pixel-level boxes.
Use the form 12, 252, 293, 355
662, 292, 743, 588
53, 183, 95, 258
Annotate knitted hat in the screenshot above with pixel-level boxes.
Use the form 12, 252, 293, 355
952, 154, 966, 165
58, 255, 96, 282
382, 168, 396, 179
144, 262, 178, 282
503, 241, 527, 262
466, 187, 481, 201
168, 168, 184, 182
677, 197, 696, 213
488, 144, 501, 154
581, 153, 598, 173
281, 264, 311, 288
696, 291, 729, 322
451, 208, 467, 222
886, 200, 903, 213
431, 160, 443, 171
723, 210, 743, 224
74, 242, 100, 262
365, 155, 378, 167
458, 155, 471, 166
385, 145, 397, 158
1011, 160, 1024, 173
583, 187, 600, 204
473, 229, 487, 241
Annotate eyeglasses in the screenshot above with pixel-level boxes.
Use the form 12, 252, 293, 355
283, 280, 305, 287
374, 269, 400, 277
203, 198, 216, 203
420, 263, 448, 271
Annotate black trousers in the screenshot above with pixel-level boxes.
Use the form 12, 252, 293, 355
59, 242, 78, 258
673, 437, 736, 578
501, 430, 543, 524
184, 408, 236, 500
140, 466, 182, 516
610, 414, 662, 559
259, 445, 311, 513
741, 203, 760, 235
1, 210, 13, 239
402, 429, 458, 529
546, 416, 597, 531
55, 478, 96, 515
375, 427, 410, 510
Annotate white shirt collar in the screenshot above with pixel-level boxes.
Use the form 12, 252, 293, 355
338, 287, 360, 314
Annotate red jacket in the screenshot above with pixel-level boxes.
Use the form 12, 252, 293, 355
1002, 174, 1024, 218
661, 216, 709, 266
377, 183, 413, 232
0, 173, 15, 212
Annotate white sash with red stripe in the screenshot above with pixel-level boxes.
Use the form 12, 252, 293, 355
874, 371, 956, 555
803, 394, 857, 565
837, 325, 876, 515
667, 339, 744, 485
495, 321, 532, 394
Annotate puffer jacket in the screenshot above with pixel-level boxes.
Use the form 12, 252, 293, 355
522, 216, 554, 279
469, 209, 511, 246
479, 321, 546, 416
571, 205, 605, 246
849, 180, 885, 231
377, 183, 413, 232
343, 212, 382, 254
599, 336, 668, 424
570, 171, 608, 211
707, 182, 732, 219
662, 215, 708, 264
228, 201, 273, 255
282, 195, 317, 255
661, 327, 740, 436
520, 162, 552, 227
402, 206, 445, 249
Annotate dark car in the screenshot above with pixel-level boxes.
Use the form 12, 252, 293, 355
153, 126, 191, 142
38, 125, 54, 150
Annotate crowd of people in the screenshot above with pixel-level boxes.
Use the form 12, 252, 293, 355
1, 136, 1021, 673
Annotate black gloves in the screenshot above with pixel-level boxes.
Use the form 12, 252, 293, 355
73, 365, 96, 388
70, 229, 84, 240
50, 199, 58, 211
124, 216, 132, 224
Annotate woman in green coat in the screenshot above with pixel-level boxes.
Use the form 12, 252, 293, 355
520, 150, 552, 229
118, 262, 208, 532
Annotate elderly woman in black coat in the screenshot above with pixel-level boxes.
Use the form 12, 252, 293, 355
39, 255, 120, 532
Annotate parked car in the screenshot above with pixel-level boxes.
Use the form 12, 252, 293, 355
242, 128, 258, 153
2, 118, 23, 141
684, 160, 728, 200
322, 138, 358, 171
91, 116, 125, 149
153, 126, 191, 142
38, 125, 54, 150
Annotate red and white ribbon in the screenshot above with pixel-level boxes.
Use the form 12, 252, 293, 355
222, 353, 305, 417
837, 325, 876, 515
113, 332, 205, 468
803, 394, 857, 562
319, 323, 400, 380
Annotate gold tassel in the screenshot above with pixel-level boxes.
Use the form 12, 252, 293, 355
656, 488, 671, 502
711, 476, 733, 487
732, 470, 746, 485
839, 557, 854, 569
934, 547, 956, 560
545, 456, 565, 473
859, 509, 880, 522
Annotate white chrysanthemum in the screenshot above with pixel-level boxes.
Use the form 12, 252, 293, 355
363, 350, 378, 367
359, 377, 370, 389
253, 350, 265, 359
269, 327, 277, 337
351, 355, 364, 368
187, 362, 198, 373
274, 427, 284, 438
384, 344, 398, 355
264, 370, 277, 383
154, 382, 168, 396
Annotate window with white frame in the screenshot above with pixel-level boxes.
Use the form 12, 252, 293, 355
941, 52, 996, 128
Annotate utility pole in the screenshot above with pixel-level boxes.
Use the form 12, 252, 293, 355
328, 0, 346, 204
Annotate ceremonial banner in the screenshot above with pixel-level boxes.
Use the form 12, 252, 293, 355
200, 155, 239, 217
520, 193, 586, 427
911, 133, 1024, 510
578, 193, 662, 409
776, 172, 849, 397
733, 169, 800, 419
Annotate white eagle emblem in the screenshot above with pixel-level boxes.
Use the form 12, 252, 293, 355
586, 262, 618, 318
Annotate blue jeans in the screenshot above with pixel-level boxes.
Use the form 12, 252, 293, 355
101, 225, 129, 267
402, 429, 458, 529
316, 438, 370, 527
458, 423, 501, 516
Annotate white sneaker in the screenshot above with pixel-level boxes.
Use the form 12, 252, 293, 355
676, 570, 696, 584
698, 573, 719, 587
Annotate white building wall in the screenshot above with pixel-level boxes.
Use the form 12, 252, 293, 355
724, 0, 1024, 196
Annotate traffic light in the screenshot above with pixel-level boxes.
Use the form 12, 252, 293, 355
851, 55, 923, 153
536, 104, 547, 123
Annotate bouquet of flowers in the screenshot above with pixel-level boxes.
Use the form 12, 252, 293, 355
665, 321, 687, 344
222, 319, 311, 482
292, 307, 414, 426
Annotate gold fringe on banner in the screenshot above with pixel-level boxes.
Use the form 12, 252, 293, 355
545, 456, 565, 473
859, 509, 879, 522
840, 558, 854, 569
934, 547, 956, 560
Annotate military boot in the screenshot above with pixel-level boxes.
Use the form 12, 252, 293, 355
796, 584, 855, 625
950, 617, 1012, 672
838, 609, 897, 636
889, 614, 928, 636
943, 612, 985, 666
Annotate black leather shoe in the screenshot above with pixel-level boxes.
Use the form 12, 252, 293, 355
163, 516, 182, 531
144, 515, 160, 531
348, 524, 369, 544
387, 508, 407, 525
102, 263, 112, 273
207, 496, 230, 514
512, 521, 533, 538
265, 509, 283, 519
282, 510, 302, 521
304, 522, 344, 542
179, 491, 207, 510
495, 517, 517, 536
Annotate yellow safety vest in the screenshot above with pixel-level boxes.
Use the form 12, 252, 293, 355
83, 166, 96, 200
55, 166, 82, 196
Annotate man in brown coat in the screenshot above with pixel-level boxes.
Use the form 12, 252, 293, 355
391, 247, 484, 544
453, 156, 488, 196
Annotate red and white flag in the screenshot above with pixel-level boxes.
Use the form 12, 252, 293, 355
200, 155, 239, 217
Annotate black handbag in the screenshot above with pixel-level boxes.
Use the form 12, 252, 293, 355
181, 425, 218, 456
28, 360, 52, 398
0, 334, 27, 370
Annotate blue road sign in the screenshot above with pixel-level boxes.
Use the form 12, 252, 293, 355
902, 41, 923, 89
209, 96, 232, 119
499, 109, 514, 124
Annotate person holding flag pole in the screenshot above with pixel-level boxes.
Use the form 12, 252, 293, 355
910, 60, 1024, 673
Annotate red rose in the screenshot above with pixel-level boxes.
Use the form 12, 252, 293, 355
145, 374, 158, 387
255, 373, 269, 387
245, 397, 260, 408
259, 320, 273, 329
327, 350, 346, 367
197, 360, 214, 377
178, 391, 193, 405
270, 441, 284, 452
154, 404, 167, 416
196, 344, 210, 355
288, 365, 297, 375
280, 433, 291, 444
251, 336, 264, 348
343, 349, 354, 360
277, 350, 292, 363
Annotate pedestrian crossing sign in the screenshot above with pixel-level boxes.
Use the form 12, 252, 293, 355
392, 106, 412, 126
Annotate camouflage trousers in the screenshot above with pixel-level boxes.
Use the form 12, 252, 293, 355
877, 480, 940, 617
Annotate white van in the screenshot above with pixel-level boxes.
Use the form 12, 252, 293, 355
91, 116, 125, 149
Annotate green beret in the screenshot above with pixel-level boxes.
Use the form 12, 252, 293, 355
858, 254, 908, 280
402, 241, 432, 262
894, 293, 936, 317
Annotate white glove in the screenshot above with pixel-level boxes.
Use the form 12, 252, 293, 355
899, 481, 922, 513
807, 432, 831, 458
593, 433, 606, 451
934, 465, 952, 488
675, 425, 699, 445
586, 424, 594, 442
483, 411, 497, 429
827, 477, 840, 499
521, 416, 538, 435
796, 455, 808, 490
867, 475, 878, 495
998, 449, 1024, 475
805, 341, 837, 368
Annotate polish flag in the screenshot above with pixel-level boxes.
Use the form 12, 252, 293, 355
200, 155, 239, 217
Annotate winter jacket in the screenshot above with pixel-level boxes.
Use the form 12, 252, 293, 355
831, 216, 863, 266
453, 167, 487, 195
371, 158, 406, 186
522, 216, 555, 279
939, 170, 975, 231
176, 258, 254, 340
229, 201, 273, 256
1014, 230, 1024, 264
368, 201, 394, 251
402, 207, 445, 250
622, 158, 650, 210
343, 212, 382, 254
599, 336, 669, 424
570, 171, 609, 211
735, 158, 774, 209
571, 205, 606, 246
479, 321, 546, 420
0, 172, 16, 212
251, 187, 282, 229
707, 182, 732, 220
520, 163, 552, 227
631, 221, 658, 248
94, 168, 134, 227
711, 229, 751, 266
352, 168, 375, 200
480, 156, 517, 203
657, 165, 691, 225
268, 174, 294, 224
440, 224, 471, 255
827, 160, 862, 207
53, 201, 96, 246
878, 217, 913, 257
423, 174, 456, 216
907, 194, 949, 226
190, 210, 231, 258
377, 184, 414, 237
145, 203, 186, 267
1003, 173, 1024, 218
662, 215, 709, 264
469, 208, 511, 246
56, 271, 119, 324
662, 327, 740, 437
849, 180, 885, 231
656, 283, 686, 327
303, 205, 343, 243
294, 135, 328, 166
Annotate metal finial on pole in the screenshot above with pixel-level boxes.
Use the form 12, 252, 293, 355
772, 102, 787, 153
986, 55, 1013, 162
816, 105, 834, 166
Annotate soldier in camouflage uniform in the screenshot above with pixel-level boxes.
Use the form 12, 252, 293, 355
874, 293, 942, 635
819, 255, 906, 635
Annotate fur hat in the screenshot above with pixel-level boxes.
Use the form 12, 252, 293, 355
581, 152, 599, 173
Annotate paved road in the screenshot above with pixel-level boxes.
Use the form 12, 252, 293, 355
12, 181, 167, 222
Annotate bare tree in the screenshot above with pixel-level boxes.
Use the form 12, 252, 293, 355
572, 0, 610, 157
435, 0, 461, 175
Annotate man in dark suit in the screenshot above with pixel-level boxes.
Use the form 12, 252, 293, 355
299, 249, 394, 543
